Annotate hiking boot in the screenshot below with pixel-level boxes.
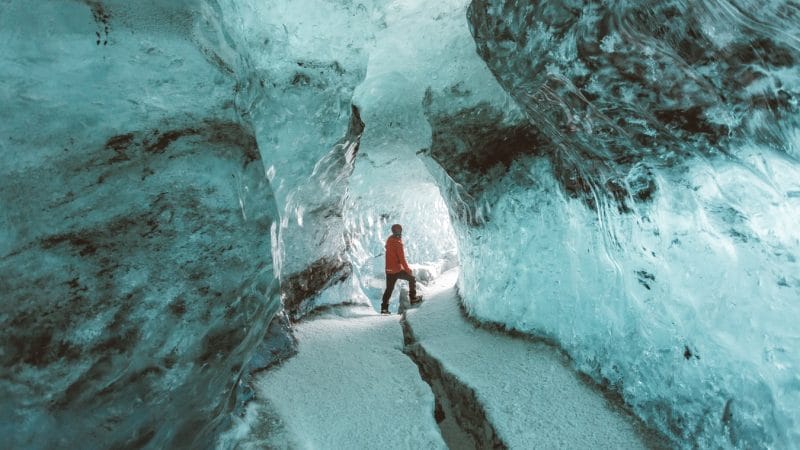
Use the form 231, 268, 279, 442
410, 295, 423, 304
380, 308, 390, 315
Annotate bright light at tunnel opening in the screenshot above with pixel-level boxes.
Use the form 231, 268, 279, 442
345, 180, 459, 312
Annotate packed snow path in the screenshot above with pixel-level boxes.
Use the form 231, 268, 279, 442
248, 269, 662, 449
404, 270, 663, 449
249, 306, 446, 449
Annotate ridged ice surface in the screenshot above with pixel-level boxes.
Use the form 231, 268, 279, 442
215, 0, 380, 317
2, 0, 799, 448
0, 1, 279, 448
451, 1, 800, 448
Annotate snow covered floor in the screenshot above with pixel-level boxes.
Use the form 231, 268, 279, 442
236, 269, 664, 449
246, 306, 446, 449
405, 270, 663, 449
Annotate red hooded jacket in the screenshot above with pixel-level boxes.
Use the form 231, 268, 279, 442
385, 235, 411, 274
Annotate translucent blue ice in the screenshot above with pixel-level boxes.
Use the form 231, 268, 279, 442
2, 0, 798, 448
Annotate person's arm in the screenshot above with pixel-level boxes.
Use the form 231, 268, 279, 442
398, 241, 411, 274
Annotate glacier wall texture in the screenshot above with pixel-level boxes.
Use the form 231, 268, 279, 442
215, 0, 377, 318
0, 1, 280, 448
3, 0, 799, 448
0, 1, 397, 446
417, 1, 800, 448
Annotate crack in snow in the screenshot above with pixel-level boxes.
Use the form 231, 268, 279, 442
401, 312, 506, 450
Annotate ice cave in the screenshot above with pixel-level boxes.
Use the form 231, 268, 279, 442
1, 0, 799, 449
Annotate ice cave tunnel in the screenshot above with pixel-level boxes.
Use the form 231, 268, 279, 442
1, 0, 799, 449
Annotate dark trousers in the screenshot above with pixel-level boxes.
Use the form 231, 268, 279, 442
381, 271, 416, 309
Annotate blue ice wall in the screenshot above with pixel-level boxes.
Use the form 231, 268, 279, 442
0, 1, 280, 447
215, 0, 376, 318
423, 1, 800, 448
3, 0, 798, 448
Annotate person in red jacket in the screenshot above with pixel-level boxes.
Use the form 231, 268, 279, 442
381, 224, 422, 314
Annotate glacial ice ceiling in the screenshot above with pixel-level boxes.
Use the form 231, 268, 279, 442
1, 0, 798, 449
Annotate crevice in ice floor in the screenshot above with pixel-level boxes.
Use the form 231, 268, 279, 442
449, 300, 671, 449
241, 269, 662, 449
401, 312, 506, 449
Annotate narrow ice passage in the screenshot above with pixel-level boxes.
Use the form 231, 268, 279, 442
247, 307, 446, 449
243, 271, 665, 449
